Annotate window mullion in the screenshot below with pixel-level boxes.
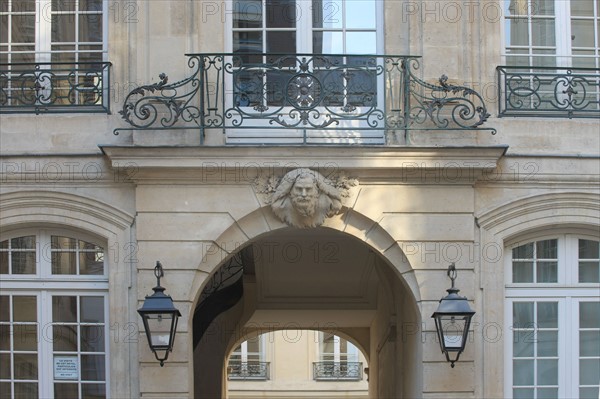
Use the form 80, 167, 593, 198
37, 0, 52, 63
554, 0, 572, 67
39, 291, 52, 399
564, 235, 573, 285
9, 295, 15, 398
341, 0, 346, 54
527, 0, 533, 67
298, 0, 309, 53
241, 341, 248, 363
566, 297, 576, 398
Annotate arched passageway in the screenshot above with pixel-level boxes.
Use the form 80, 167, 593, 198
193, 227, 422, 398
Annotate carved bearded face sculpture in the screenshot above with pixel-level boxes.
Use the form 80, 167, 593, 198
270, 168, 343, 228
290, 174, 319, 217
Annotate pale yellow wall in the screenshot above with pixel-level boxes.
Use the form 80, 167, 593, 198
227, 330, 368, 397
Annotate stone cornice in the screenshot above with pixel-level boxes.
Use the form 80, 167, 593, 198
99, 145, 508, 183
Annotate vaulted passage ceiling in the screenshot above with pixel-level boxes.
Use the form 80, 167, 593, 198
246, 228, 381, 328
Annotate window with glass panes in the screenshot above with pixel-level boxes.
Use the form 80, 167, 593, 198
229, 0, 380, 108
0, 0, 105, 65
0, 230, 108, 399
505, 234, 600, 399
504, 0, 600, 68
318, 333, 359, 363
229, 335, 265, 364
0, 0, 106, 107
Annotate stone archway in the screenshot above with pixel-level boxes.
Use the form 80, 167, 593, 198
190, 215, 423, 399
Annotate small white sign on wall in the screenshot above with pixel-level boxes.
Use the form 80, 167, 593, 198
54, 356, 79, 380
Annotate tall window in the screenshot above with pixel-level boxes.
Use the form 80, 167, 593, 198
313, 333, 363, 381
0, 0, 106, 65
504, 0, 600, 68
231, 0, 378, 56
228, 335, 269, 380
227, 0, 383, 143
318, 333, 359, 364
505, 234, 600, 399
0, 0, 108, 110
0, 230, 108, 399
229, 335, 265, 365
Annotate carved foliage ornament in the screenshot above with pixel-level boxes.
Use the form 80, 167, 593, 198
256, 168, 356, 228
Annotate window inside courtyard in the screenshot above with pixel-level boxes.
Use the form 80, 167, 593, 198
226, 330, 367, 397
504, 0, 600, 68
505, 234, 600, 399
0, 229, 108, 399
0, 0, 108, 109
227, 0, 384, 141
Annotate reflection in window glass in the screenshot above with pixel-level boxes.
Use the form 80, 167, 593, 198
0, 295, 39, 396
508, 235, 600, 398
51, 236, 104, 276
1, 231, 108, 399
504, 0, 600, 68
511, 301, 559, 396
512, 239, 558, 283
579, 240, 600, 283
0, 236, 36, 275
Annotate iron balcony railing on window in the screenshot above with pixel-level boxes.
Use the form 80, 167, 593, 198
227, 361, 270, 380
117, 53, 493, 143
497, 65, 600, 119
313, 361, 363, 381
0, 61, 111, 114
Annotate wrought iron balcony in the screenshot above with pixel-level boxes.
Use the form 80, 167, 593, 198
118, 54, 493, 144
313, 361, 363, 381
227, 361, 270, 380
0, 62, 111, 114
497, 65, 600, 118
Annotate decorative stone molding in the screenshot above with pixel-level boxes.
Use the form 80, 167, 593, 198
476, 192, 600, 240
254, 168, 356, 228
0, 190, 135, 232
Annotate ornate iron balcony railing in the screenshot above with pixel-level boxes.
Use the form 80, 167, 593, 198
227, 361, 270, 380
497, 65, 600, 118
118, 53, 493, 143
0, 62, 111, 114
313, 361, 363, 381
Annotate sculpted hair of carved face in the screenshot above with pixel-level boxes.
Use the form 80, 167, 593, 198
290, 174, 319, 217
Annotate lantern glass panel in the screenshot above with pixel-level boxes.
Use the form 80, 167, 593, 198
439, 315, 467, 349
146, 313, 175, 348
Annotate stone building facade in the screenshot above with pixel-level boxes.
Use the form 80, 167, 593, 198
0, 1, 599, 398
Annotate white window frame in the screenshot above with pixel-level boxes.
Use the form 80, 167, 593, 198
318, 333, 359, 363
501, 0, 600, 68
0, 229, 109, 399
223, 0, 385, 144
1, 0, 108, 64
225, 0, 384, 58
229, 334, 266, 363
504, 232, 600, 399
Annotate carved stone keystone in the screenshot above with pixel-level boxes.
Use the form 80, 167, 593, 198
270, 168, 343, 228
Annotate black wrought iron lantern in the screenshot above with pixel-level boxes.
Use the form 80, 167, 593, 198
138, 261, 181, 366
431, 263, 475, 368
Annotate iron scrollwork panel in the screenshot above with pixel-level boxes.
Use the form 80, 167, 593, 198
0, 62, 111, 114
497, 66, 600, 118
119, 56, 203, 128
223, 55, 385, 129
118, 53, 493, 136
313, 362, 363, 381
227, 362, 270, 380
